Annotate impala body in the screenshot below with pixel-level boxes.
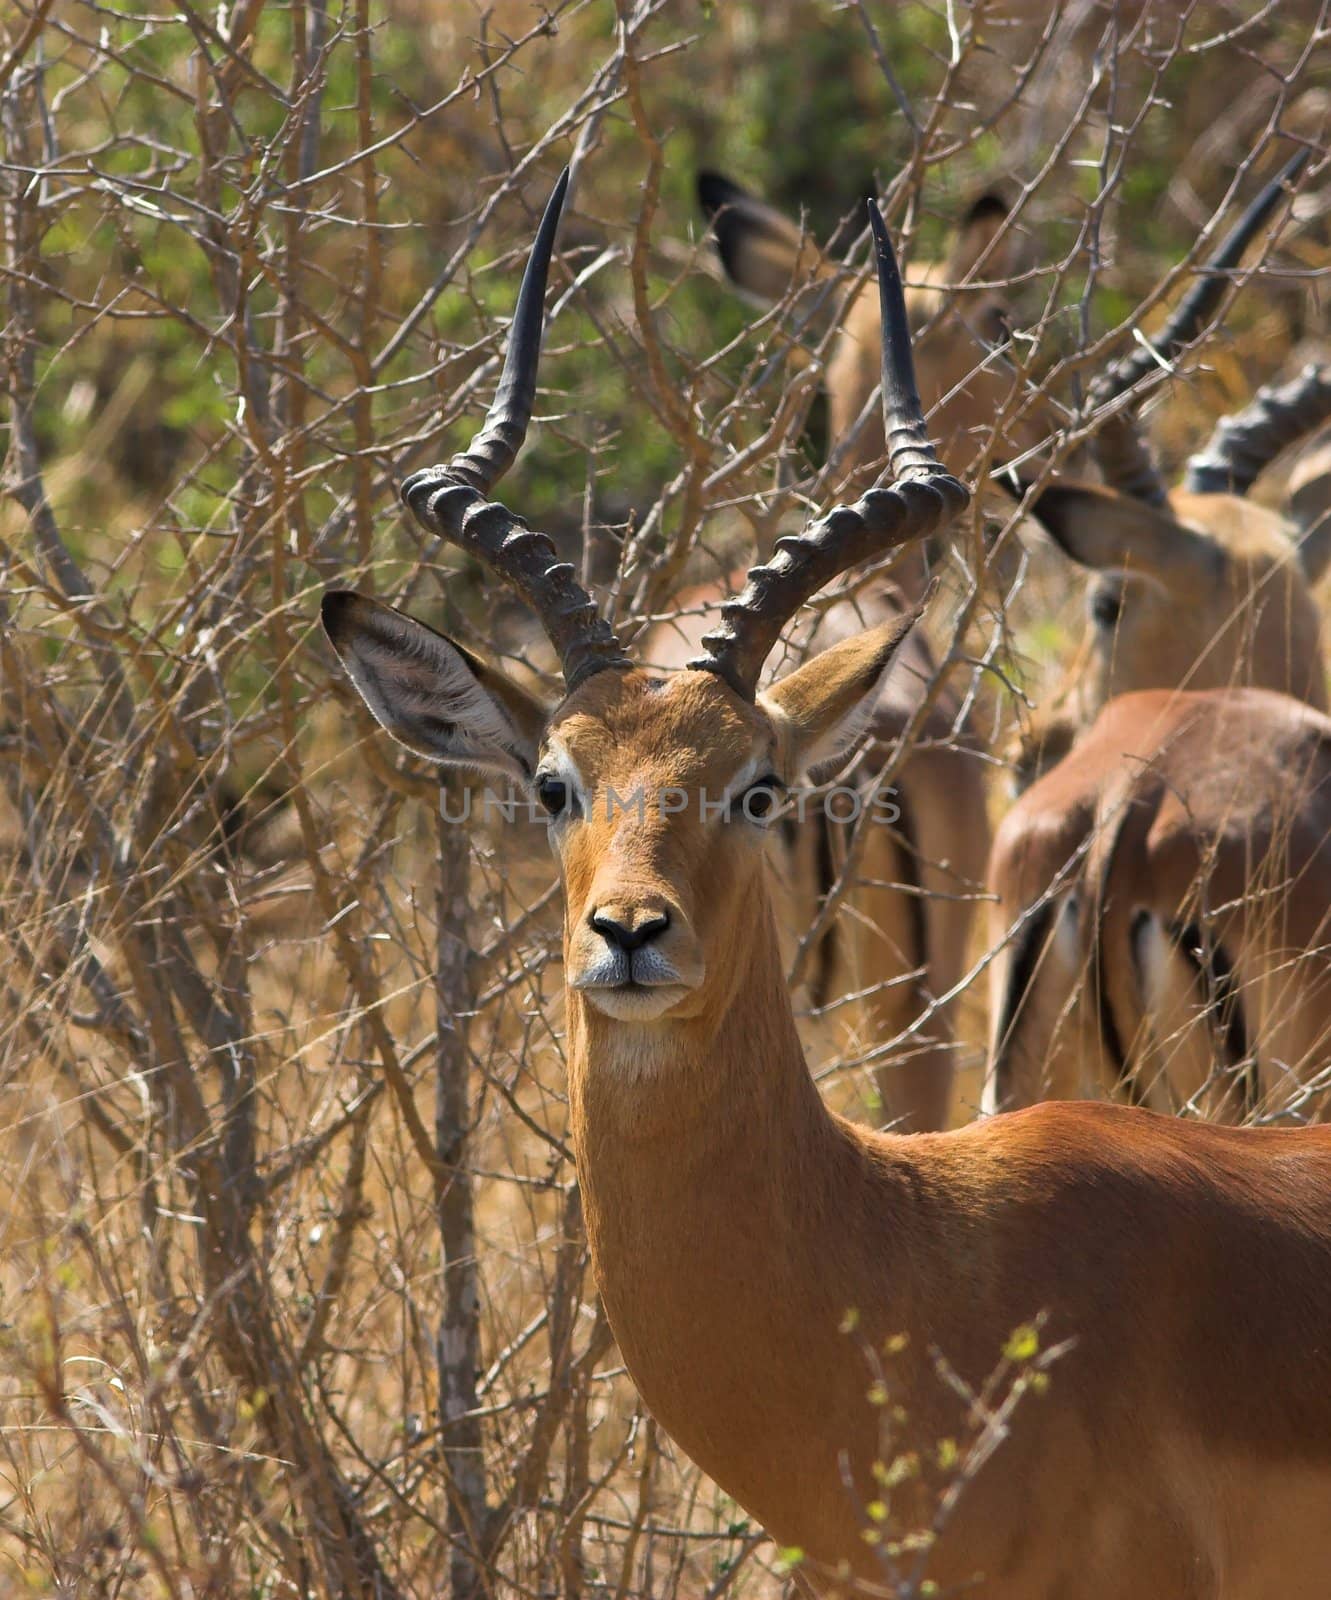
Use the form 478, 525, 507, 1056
989, 686, 1331, 1115
326, 173, 1331, 1596
991, 355, 1331, 1115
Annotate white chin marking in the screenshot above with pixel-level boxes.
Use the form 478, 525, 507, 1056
583, 986, 689, 1022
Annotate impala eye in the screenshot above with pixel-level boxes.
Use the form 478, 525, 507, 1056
733, 775, 784, 823
536, 775, 570, 818
1090, 584, 1123, 630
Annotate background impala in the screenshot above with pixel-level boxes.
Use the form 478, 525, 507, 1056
988, 354, 1331, 1116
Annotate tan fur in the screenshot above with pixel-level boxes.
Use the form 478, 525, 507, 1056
988, 688, 1331, 1118
1019, 484, 1329, 791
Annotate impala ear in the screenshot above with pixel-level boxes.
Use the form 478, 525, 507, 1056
1025, 482, 1218, 582
760, 614, 915, 784
946, 190, 1019, 283
697, 170, 824, 304
321, 592, 549, 782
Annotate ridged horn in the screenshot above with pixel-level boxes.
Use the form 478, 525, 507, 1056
1090, 146, 1310, 506
1184, 364, 1331, 496
399, 170, 631, 689
691, 201, 969, 697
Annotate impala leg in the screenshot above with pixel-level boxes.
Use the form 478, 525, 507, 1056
849, 839, 954, 1134
1241, 940, 1331, 1120
1127, 912, 1241, 1118
836, 785, 956, 1133
984, 890, 1098, 1110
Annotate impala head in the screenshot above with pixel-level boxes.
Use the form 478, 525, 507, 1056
324, 173, 968, 1033
1024, 467, 1330, 719
1010, 150, 1325, 769
698, 171, 1033, 471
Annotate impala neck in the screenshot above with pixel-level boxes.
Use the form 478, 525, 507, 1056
564, 895, 899, 1549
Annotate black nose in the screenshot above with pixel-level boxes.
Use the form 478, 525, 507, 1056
590, 910, 671, 953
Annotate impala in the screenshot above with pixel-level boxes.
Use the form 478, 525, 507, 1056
988, 365, 1331, 1116
649, 159, 1311, 1131
1011, 148, 1317, 786
696, 170, 1045, 479
325, 172, 1331, 1598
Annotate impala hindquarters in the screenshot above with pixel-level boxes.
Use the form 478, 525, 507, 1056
988, 687, 1331, 1118
324, 171, 1331, 1597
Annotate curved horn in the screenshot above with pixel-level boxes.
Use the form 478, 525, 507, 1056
1088, 418, 1173, 507
399, 170, 631, 689
1090, 146, 1309, 504
1092, 147, 1309, 410
692, 202, 969, 697
1183, 364, 1331, 495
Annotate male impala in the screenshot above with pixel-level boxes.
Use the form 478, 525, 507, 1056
989, 364, 1331, 1115
325, 173, 1331, 1597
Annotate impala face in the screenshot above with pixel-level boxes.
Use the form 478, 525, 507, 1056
545, 669, 771, 1022
1027, 482, 1329, 718
825, 247, 1022, 470
323, 590, 912, 1030
697, 172, 1036, 474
